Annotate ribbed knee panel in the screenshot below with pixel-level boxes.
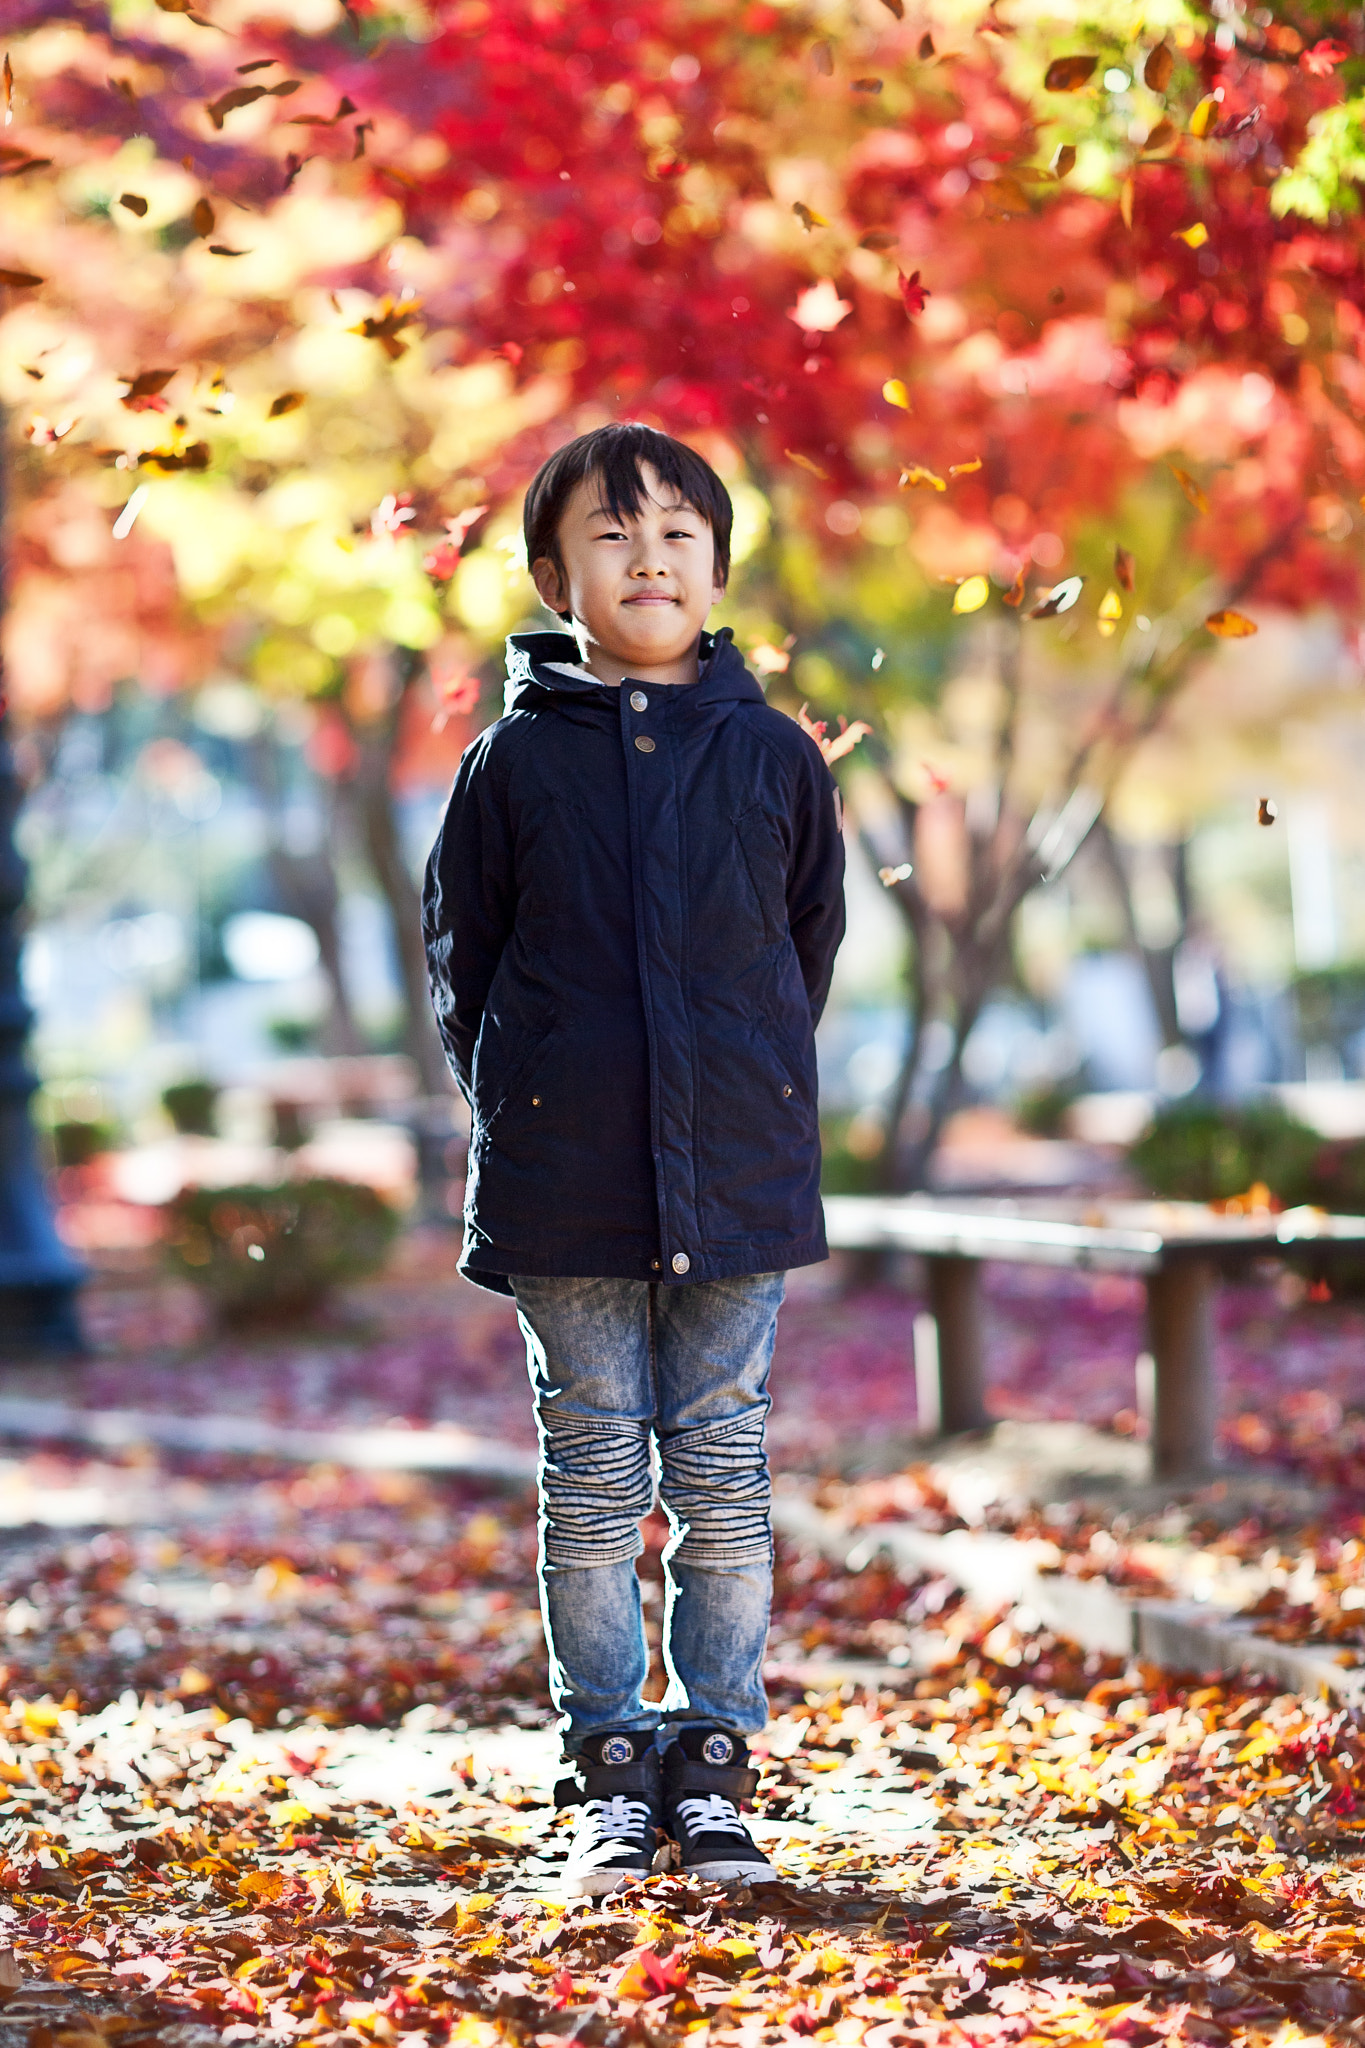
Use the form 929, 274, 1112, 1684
658, 1407, 772, 1568
537, 1414, 654, 1567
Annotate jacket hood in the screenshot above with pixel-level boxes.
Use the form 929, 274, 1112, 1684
503, 626, 765, 716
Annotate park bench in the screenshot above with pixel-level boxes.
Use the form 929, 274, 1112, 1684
822, 1194, 1365, 1481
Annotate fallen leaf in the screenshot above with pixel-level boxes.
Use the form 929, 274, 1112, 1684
899, 464, 945, 491
1144, 41, 1174, 92
268, 391, 305, 416
953, 575, 990, 614
238, 1870, 287, 1903
1028, 573, 1084, 617
1044, 54, 1098, 91
883, 378, 911, 410
1170, 465, 1209, 512
1204, 608, 1257, 636
1114, 543, 1135, 591
1174, 221, 1209, 247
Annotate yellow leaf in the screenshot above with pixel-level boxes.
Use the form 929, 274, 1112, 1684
1174, 221, 1208, 247
1204, 608, 1257, 637
269, 1800, 314, 1825
1170, 465, 1209, 513
333, 1873, 368, 1919
899, 464, 945, 491
1120, 177, 1134, 228
1190, 93, 1220, 137
785, 449, 830, 479
238, 1869, 287, 1902
948, 458, 982, 477
1097, 587, 1122, 637
953, 575, 990, 614
882, 378, 911, 410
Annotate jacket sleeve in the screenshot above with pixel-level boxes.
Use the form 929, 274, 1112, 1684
421, 729, 516, 1104
786, 737, 847, 1025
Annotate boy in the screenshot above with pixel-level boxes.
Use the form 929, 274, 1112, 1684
422, 422, 845, 1893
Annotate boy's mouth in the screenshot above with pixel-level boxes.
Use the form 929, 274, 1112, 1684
623, 592, 678, 606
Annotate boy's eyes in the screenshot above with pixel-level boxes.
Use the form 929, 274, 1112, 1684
592, 526, 701, 541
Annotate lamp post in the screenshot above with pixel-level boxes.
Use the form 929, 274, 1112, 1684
0, 427, 84, 1353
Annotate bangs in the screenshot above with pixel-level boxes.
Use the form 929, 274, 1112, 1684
524, 422, 733, 592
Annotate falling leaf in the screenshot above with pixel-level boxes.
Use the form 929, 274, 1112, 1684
1114, 543, 1135, 591
788, 279, 852, 331
810, 40, 834, 75
1097, 588, 1123, 636
1174, 221, 1209, 247
851, 77, 884, 92
898, 268, 930, 315
2, 53, 11, 122
947, 458, 982, 477
112, 484, 149, 538
206, 84, 269, 127
750, 642, 792, 675
208, 245, 246, 256
793, 202, 830, 230
370, 491, 417, 540
353, 120, 373, 158
191, 197, 215, 236
879, 861, 914, 885
1044, 54, 1098, 91
1301, 38, 1349, 75
139, 441, 210, 472
291, 95, 359, 126
922, 760, 950, 794
118, 192, 149, 216
1190, 93, 1221, 136
1028, 574, 1084, 617
1144, 41, 1174, 92
1120, 176, 1135, 226
268, 391, 305, 417
878, 0, 905, 16
954, 575, 990, 613
0, 267, 43, 287
1205, 608, 1257, 637
918, 31, 935, 58
26, 415, 78, 445
1170, 465, 1209, 512
237, 57, 277, 73
785, 449, 830, 478
120, 370, 176, 402
1002, 562, 1028, 607
860, 229, 896, 249
871, 647, 884, 668
1142, 119, 1178, 155
349, 294, 424, 359
899, 464, 945, 490
882, 378, 911, 410
1052, 142, 1076, 176
1258, 796, 1277, 825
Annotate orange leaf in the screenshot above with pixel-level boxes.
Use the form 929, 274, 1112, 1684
1002, 562, 1028, 608
784, 449, 830, 479
899, 464, 945, 491
1044, 54, 1097, 91
1143, 41, 1174, 92
1052, 143, 1076, 177
0, 268, 42, 287
1204, 608, 1257, 637
1170, 465, 1209, 513
947, 458, 982, 478
268, 391, 304, 416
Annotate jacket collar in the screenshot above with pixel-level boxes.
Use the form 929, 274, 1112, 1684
503, 626, 764, 715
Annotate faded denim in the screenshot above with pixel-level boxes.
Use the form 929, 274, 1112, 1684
511, 1270, 786, 1754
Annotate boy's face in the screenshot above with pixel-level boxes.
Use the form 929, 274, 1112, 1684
531, 462, 725, 682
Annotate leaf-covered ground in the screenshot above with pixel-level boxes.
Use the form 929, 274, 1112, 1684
0, 1445, 1363, 2048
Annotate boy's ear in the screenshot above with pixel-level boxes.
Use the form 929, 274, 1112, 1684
531, 555, 569, 617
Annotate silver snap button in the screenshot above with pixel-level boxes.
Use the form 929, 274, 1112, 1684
531, 1096, 541, 1107
671, 1252, 690, 1274
630, 690, 648, 712
635, 735, 656, 754
782, 1084, 793, 1098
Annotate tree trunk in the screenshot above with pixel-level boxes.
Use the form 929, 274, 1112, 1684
247, 732, 363, 1056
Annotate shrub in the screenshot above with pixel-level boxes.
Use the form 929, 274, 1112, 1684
1127, 1099, 1323, 1205
50, 1118, 117, 1168
162, 1079, 220, 1136
163, 1177, 398, 1323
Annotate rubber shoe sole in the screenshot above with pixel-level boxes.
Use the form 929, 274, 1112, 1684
682, 1855, 779, 1884
562, 1863, 653, 1898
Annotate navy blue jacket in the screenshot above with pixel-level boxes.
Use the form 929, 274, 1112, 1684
422, 628, 846, 1296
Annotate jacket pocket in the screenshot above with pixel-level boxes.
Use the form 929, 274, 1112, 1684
734, 805, 787, 948
471, 1009, 557, 1132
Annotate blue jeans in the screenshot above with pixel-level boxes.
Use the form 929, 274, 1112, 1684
510, 1271, 786, 1756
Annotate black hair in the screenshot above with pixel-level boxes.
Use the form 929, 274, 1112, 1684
523, 422, 733, 619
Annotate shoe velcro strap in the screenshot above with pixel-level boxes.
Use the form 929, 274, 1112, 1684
666, 1759, 758, 1802
558, 1758, 661, 1807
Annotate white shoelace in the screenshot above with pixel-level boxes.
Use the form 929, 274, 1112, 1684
676, 1793, 748, 1839
573, 1794, 653, 1853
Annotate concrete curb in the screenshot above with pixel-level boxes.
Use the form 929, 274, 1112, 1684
771, 1494, 1365, 1706
0, 1398, 537, 1481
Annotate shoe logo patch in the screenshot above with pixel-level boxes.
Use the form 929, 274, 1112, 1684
601, 1735, 634, 1766
701, 1732, 735, 1766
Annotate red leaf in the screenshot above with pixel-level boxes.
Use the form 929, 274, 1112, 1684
898, 269, 930, 315
1301, 38, 1349, 74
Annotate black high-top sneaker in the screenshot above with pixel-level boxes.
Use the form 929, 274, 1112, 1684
662, 1727, 778, 1884
555, 1731, 665, 1897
